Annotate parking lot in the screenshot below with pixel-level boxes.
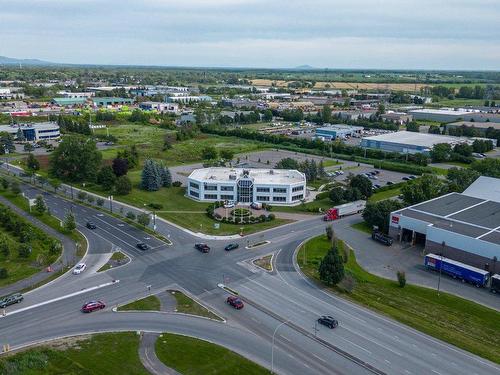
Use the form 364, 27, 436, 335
169, 149, 413, 188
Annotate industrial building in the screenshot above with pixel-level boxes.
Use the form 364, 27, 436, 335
92, 97, 134, 107
409, 108, 500, 123
446, 121, 500, 134
187, 168, 306, 205
389, 176, 500, 272
0, 122, 60, 141
165, 95, 213, 104
315, 124, 364, 140
360, 130, 494, 154
52, 97, 87, 106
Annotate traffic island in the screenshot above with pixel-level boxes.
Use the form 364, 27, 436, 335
117, 295, 161, 312
97, 251, 130, 273
252, 254, 274, 271
168, 289, 223, 321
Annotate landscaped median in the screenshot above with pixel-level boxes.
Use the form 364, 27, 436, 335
0, 332, 270, 374
296, 234, 500, 364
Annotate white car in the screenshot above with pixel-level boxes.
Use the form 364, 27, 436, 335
223, 201, 235, 208
73, 263, 87, 275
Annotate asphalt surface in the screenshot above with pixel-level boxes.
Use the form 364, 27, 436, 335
0, 174, 499, 374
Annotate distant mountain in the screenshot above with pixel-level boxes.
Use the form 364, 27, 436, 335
294, 64, 316, 70
0, 55, 57, 66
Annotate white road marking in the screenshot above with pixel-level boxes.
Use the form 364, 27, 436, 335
312, 354, 327, 363
1, 280, 119, 318
279, 335, 291, 343
432, 371, 441, 375
385, 360, 391, 365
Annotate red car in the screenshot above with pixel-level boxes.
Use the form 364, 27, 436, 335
226, 296, 244, 309
81, 300, 106, 313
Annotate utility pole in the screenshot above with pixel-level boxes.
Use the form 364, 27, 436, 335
437, 241, 445, 296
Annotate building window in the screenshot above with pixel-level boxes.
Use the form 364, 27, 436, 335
204, 185, 217, 191
220, 186, 234, 191
256, 187, 270, 193
190, 190, 199, 198
204, 194, 218, 200
256, 196, 270, 201
292, 186, 304, 192
220, 194, 234, 200
189, 182, 199, 190
292, 194, 303, 201
273, 188, 287, 193
273, 196, 287, 202
237, 178, 254, 203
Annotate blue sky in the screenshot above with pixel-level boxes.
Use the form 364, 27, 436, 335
1, 0, 499, 69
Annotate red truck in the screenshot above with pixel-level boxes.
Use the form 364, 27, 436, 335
323, 200, 366, 221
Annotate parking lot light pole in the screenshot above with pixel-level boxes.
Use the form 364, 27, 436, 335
271, 320, 289, 374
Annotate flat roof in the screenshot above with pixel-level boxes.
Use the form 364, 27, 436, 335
394, 184, 500, 245
463, 176, 500, 202
409, 109, 472, 116
0, 122, 59, 132
316, 124, 364, 132
188, 167, 305, 185
448, 121, 500, 129
362, 131, 466, 148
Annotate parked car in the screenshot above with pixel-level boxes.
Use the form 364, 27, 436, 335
317, 315, 338, 329
136, 243, 149, 251
195, 243, 210, 253
0, 293, 23, 308
73, 263, 87, 275
402, 176, 411, 181
223, 201, 235, 208
226, 296, 244, 309
86, 221, 97, 230
386, 181, 394, 185
409, 175, 417, 180
373, 184, 381, 189
369, 175, 378, 180
372, 231, 393, 246
81, 300, 105, 313
224, 243, 239, 251
250, 202, 262, 210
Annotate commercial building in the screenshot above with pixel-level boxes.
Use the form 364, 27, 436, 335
446, 121, 500, 134
409, 108, 500, 123
52, 97, 87, 106
380, 112, 413, 124
315, 124, 364, 140
187, 168, 306, 205
92, 97, 134, 107
389, 176, 500, 271
56, 91, 94, 99
138, 101, 179, 113
165, 95, 213, 104
0, 122, 60, 141
360, 130, 494, 154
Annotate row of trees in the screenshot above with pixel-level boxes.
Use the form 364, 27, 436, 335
430, 141, 494, 163
275, 157, 326, 183
140, 159, 172, 191
329, 174, 373, 204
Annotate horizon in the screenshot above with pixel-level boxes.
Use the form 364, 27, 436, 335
1, 0, 499, 70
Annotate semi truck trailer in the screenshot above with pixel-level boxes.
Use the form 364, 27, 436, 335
424, 253, 490, 287
323, 200, 366, 221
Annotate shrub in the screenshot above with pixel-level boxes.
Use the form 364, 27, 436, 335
339, 274, 356, 293
77, 191, 87, 201
172, 181, 182, 187
0, 267, 7, 279
267, 213, 276, 221
259, 214, 266, 222
87, 195, 95, 204
397, 270, 406, 288
148, 203, 163, 210
18, 244, 32, 258
96, 198, 104, 207
126, 211, 136, 220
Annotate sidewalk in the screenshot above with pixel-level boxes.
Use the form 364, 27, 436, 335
0, 195, 78, 298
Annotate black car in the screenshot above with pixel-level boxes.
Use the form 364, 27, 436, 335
372, 231, 393, 246
86, 221, 97, 230
317, 315, 338, 329
0, 293, 23, 308
386, 181, 394, 185
402, 176, 411, 181
224, 243, 239, 251
136, 243, 149, 251
195, 243, 210, 253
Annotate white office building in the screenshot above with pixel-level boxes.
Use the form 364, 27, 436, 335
0, 122, 60, 141
187, 168, 307, 205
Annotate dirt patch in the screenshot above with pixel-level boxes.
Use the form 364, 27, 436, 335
35, 154, 50, 169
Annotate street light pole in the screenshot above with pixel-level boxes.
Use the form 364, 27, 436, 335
271, 320, 289, 374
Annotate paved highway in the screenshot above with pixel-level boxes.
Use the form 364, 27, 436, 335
0, 180, 499, 375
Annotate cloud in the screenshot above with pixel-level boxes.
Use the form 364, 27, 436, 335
0, 0, 498, 69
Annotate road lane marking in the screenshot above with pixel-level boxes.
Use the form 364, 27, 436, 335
0, 280, 120, 318
312, 354, 327, 363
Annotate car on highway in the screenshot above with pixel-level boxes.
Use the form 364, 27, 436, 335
224, 243, 239, 251
408, 175, 417, 180
317, 315, 338, 329
136, 243, 150, 251
81, 300, 105, 313
226, 296, 244, 309
195, 243, 210, 253
386, 181, 394, 185
0, 293, 23, 308
402, 176, 411, 181
73, 263, 87, 275
86, 221, 97, 229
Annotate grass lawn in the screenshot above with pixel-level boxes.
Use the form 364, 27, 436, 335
350, 221, 372, 234
155, 333, 270, 375
169, 290, 222, 320
368, 187, 401, 202
118, 295, 161, 311
253, 255, 273, 271
97, 251, 128, 272
273, 197, 331, 214
431, 167, 449, 176
443, 161, 471, 168
0, 332, 148, 375
297, 235, 500, 364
